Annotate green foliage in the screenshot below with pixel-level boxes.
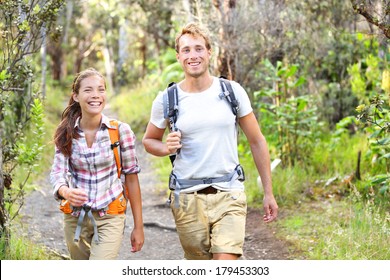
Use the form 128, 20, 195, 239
255, 60, 323, 168
278, 193, 390, 260
0, 0, 65, 249
160, 49, 184, 86
112, 49, 184, 137
0, 233, 56, 260
3, 99, 46, 230
14, 99, 45, 166
111, 75, 160, 137
315, 32, 375, 126
316, 188, 390, 260
352, 52, 390, 197
349, 54, 382, 103
2, 77, 67, 261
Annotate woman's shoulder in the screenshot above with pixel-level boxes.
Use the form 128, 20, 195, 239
101, 115, 132, 134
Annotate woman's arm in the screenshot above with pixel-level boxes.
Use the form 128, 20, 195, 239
125, 173, 144, 252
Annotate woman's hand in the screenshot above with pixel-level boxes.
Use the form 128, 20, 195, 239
60, 186, 88, 207
130, 227, 144, 253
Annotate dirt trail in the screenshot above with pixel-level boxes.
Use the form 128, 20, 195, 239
20, 141, 290, 260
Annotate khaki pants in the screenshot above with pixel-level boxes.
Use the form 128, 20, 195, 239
63, 212, 126, 260
171, 190, 247, 260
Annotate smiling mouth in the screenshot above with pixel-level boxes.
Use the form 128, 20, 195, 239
188, 62, 201, 66
88, 101, 102, 107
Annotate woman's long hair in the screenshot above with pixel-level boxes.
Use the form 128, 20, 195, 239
53, 68, 105, 157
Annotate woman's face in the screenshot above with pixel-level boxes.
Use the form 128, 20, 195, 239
73, 75, 106, 117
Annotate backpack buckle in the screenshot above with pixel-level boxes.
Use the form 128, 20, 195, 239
169, 172, 177, 190
111, 141, 120, 149
235, 164, 245, 182
218, 91, 230, 99
202, 178, 213, 184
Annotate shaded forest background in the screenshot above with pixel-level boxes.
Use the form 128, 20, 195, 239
0, 0, 389, 259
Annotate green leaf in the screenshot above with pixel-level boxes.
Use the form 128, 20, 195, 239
33, 4, 41, 14
369, 129, 383, 139
293, 76, 306, 88
379, 185, 389, 195
370, 174, 389, 185
377, 137, 390, 145
285, 65, 298, 78
379, 153, 390, 159
0, 70, 10, 81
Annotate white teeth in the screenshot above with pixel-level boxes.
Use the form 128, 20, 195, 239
88, 102, 101, 106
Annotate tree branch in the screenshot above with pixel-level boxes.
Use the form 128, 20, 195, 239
351, 1, 390, 38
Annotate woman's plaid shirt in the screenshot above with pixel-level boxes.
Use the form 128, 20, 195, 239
50, 114, 140, 210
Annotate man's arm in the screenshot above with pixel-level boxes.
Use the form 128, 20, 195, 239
239, 112, 278, 222
142, 122, 182, 156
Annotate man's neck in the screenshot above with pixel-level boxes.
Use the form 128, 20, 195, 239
180, 73, 214, 93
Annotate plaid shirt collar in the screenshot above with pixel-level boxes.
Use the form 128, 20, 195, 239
74, 114, 114, 131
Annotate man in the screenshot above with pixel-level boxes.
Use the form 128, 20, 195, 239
142, 22, 278, 260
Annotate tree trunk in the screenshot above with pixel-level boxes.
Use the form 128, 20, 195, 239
102, 30, 115, 96
0, 128, 5, 233
41, 26, 47, 98
182, 0, 195, 22
47, 0, 73, 81
117, 20, 129, 90
62, 0, 73, 45
47, 42, 63, 80
212, 0, 237, 80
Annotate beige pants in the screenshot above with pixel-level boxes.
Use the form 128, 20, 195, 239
63, 211, 126, 260
171, 190, 247, 260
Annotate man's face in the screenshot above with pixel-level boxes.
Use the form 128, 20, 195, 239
176, 34, 211, 78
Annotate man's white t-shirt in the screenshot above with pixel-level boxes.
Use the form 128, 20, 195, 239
150, 76, 253, 193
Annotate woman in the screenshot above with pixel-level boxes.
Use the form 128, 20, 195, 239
50, 68, 144, 259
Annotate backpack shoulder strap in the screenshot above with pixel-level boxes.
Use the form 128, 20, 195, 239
108, 119, 121, 178
163, 82, 179, 132
218, 76, 239, 116
163, 82, 179, 166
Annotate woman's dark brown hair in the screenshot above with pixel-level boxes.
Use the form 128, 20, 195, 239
54, 68, 105, 157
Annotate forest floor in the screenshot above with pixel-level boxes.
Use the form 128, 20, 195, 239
19, 142, 293, 260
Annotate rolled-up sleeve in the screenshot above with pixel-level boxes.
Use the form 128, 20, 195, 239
119, 122, 141, 174
49, 147, 69, 200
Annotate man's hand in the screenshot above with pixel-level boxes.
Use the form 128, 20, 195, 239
263, 194, 278, 223
166, 130, 182, 154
